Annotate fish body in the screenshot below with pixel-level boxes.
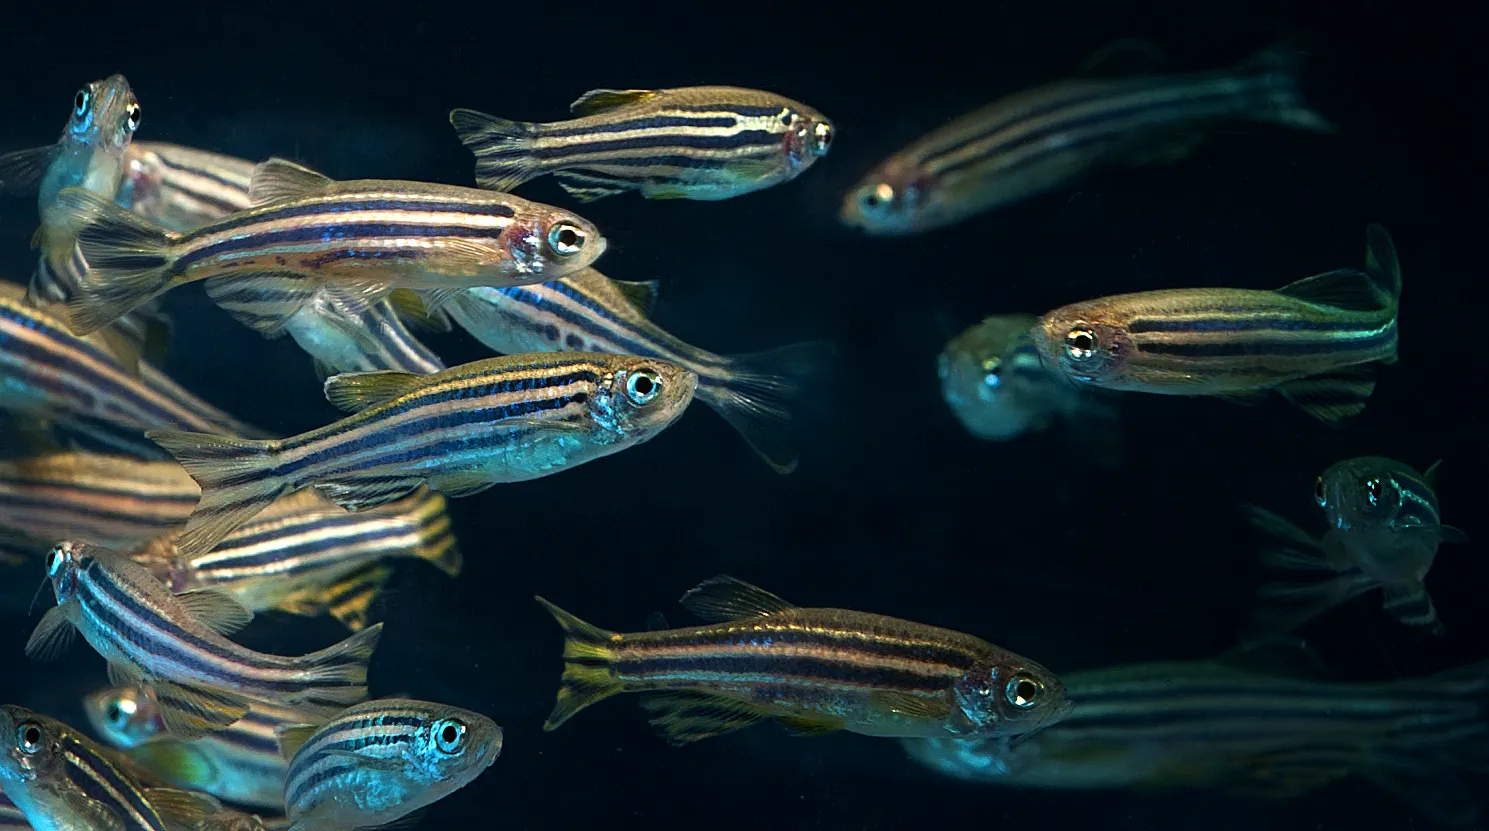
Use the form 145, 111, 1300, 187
841, 43, 1331, 234
57, 158, 606, 336
0, 453, 197, 551
26, 541, 382, 738
148, 352, 696, 557
279, 699, 502, 831
537, 575, 1068, 744
444, 268, 830, 472
1032, 225, 1400, 425
0, 790, 30, 831
902, 655, 1489, 826
450, 86, 833, 201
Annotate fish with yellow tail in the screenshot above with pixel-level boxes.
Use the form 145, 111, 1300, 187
1032, 225, 1400, 425
536, 575, 1069, 745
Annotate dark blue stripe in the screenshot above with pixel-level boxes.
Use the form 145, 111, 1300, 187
179, 198, 516, 242
1128, 316, 1380, 334
175, 223, 506, 272
1137, 327, 1395, 358
287, 762, 358, 811
616, 654, 945, 692
670, 104, 788, 118
60, 735, 165, 831
534, 130, 780, 160
543, 114, 739, 138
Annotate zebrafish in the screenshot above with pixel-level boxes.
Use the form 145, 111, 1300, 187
0, 704, 220, 831
277, 699, 502, 831
902, 652, 1489, 827
0, 281, 268, 457
438, 268, 831, 472
1032, 225, 1400, 425
841, 43, 1332, 234
26, 541, 382, 738
450, 86, 833, 201
0, 791, 28, 831
536, 575, 1068, 745
85, 685, 316, 811
1243, 458, 1468, 640
147, 353, 696, 557
56, 157, 606, 336
117, 143, 445, 379
0, 452, 196, 552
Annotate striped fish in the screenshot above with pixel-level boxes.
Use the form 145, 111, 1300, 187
0, 281, 268, 458
277, 699, 502, 831
147, 352, 696, 557
902, 654, 1489, 826
26, 541, 383, 739
1032, 225, 1401, 425
450, 86, 834, 201
0, 705, 220, 831
0, 452, 196, 552
56, 157, 606, 336
441, 268, 831, 472
536, 575, 1069, 745
0, 790, 32, 831
117, 143, 445, 379
85, 685, 317, 811
841, 42, 1332, 234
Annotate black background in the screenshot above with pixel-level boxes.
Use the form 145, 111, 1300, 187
2, 1, 1487, 828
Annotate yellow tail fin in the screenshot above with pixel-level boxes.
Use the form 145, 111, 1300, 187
534, 596, 622, 731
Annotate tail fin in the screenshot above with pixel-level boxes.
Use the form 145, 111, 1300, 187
291, 622, 383, 715
1239, 505, 1377, 643
533, 596, 622, 731
697, 340, 836, 475
53, 187, 181, 336
145, 430, 286, 558
1237, 41, 1336, 133
448, 109, 543, 193
1363, 223, 1403, 313
404, 488, 462, 577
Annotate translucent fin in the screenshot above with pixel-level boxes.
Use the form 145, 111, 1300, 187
552, 170, 628, 202
146, 430, 285, 558
1274, 367, 1378, 426
776, 714, 845, 737
448, 108, 541, 192
322, 369, 425, 413
639, 691, 768, 745
173, 588, 255, 637
247, 158, 334, 205
0, 144, 61, 194
870, 690, 952, 721
202, 273, 314, 338
57, 788, 126, 831
1381, 581, 1444, 635
1240, 505, 1335, 573
1363, 223, 1403, 309
275, 723, 320, 763
1233, 41, 1336, 133
321, 281, 393, 321
568, 89, 659, 115
322, 564, 394, 631
144, 787, 222, 831
430, 469, 497, 498
678, 575, 796, 621
533, 595, 622, 731
387, 288, 454, 332
407, 490, 461, 576
610, 279, 661, 316
151, 680, 252, 740
1273, 268, 1382, 311
55, 188, 181, 335
24, 605, 77, 661
698, 340, 836, 474
1243, 571, 1377, 644
127, 741, 219, 788
290, 623, 383, 715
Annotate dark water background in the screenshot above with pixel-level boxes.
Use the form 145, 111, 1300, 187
2, 1, 1487, 828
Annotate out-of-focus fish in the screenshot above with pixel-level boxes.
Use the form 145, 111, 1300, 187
0, 789, 31, 831
536, 575, 1069, 745
1032, 225, 1400, 426
85, 685, 316, 811
148, 353, 696, 557
450, 86, 833, 201
902, 653, 1489, 827
0, 453, 197, 553
437, 268, 830, 472
117, 144, 445, 379
0, 704, 221, 831
1244, 458, 1467, 639
56, 157, 606, 335
841, 43, 1332, 234
277, 699, 502, 831
27, 541, 382, 738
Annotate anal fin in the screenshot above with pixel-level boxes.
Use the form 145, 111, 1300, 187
639, 691, 769, 746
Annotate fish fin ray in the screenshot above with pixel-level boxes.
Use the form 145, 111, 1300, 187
1273, 268, 1383, 311
699, 340, 836, 474
0, 144, 61, 193
1274, 367, 1379, 426
56, 188, 180, 335
202, 273, 313, 338
292, 623, 383, 714
145, 430, 285, 557
322, 369, 425, 413
143, 787, 223, 831
776, 713, 845, 737
639, 691, 768, 745
610, 278, 661, 315
552, 170, 627, 202
173, 588, 255, 636
1243, 571, 1377, 643
448, 108, 541, 192
678, 574, 796, 621
275, 723, 320, 762
569, 89, 658, 115
387, 288, 454, 332
1240, 506, 1335, 573
1363, 223, 1403, 308
248, 158, 334, 205
323, 564, 394, 631
24, 605, 77, 661
150, 680, 252, 739
870, 690, 952, 721
533, 596, 621, 730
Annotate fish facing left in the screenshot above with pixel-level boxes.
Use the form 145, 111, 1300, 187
536, 575, 1069, 745
26, 541, 383, 739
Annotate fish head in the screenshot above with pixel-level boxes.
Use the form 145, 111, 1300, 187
504, 204, 606, 280
590, 357, 698, 441
1316, 456, 1409, 533
61, 75, 141, 155
951, 659, 1070, 738
406, 708, 503, 793
83, 686, 164, 749
838, 157, 933, 235
0, 705, 65, 786
43, 540, 89, 606
782, 105, 835, 170
1032, 304, 1135, 388
939, 315, 1047, 440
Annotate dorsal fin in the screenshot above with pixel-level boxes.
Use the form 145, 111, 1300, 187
678, 575, 796, 622
610, 279, 661, 316
173, 588, 254, 637
1273, 268, 1383, 312
1074, 38, 1167, 77
569, 89, 659, 116
275, 723, 320, 762
323, 370, 426, 413
248, 158, 334, 206
1363, 223, 1403, 307
1422, 459, 1443, 490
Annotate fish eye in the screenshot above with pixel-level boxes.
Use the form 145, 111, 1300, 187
17, 722, 43, 754
981, 357, 1003, 388
779, 108, 795, 127
106, 702, 124, 725
547, 223, 586, 256
1065, 328, 1098, 360
625, 368, 662, 405
861, 183, 894, 211
812, 122, 834, 154
73, 89, 91, 118
1005, 674, 1043, 709
126, 103, 142, 132
1314, 476, 1327, 507
1365, 477, 1384, 506
432, 718, 467, 754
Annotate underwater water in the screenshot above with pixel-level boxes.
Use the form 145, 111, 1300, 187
1, 2, 1486, 830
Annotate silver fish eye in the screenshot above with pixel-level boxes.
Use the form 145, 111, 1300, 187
432, 718, 467, 754
812, 122, 834, 155
1314, 476, 1327, 507
625, 368, 662, 405
547, 223, 586, 256
1065, 328, 1097, 361
1005, 674, 1043, 709
17, 722, 43, 754
73, 89, 91, 118
861, 183, 894, 211
126, 103, 142, 132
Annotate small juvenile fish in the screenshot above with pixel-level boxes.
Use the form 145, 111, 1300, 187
56, 157, 606, 336
1032, 225, 1400, 425
147, 353, 696, 557
85, 685, 316, 811
27, 541, 383, 738
0, 704, 220, 831
450, 86, 834, 201
0, 453, 197, 553
277, 699, 502, 831
841, 43, 1331, 234
536, 575, 1068, 745
438, 268, 831, 472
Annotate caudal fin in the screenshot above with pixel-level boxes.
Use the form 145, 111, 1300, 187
53, 187, 181, 335
1363, 223, 1403, 313
449, 109, 542, 193
533, 596, 622, 731
290, 622, 384, 715
697, 340, 836, 474
1239, 505, 1377, 643
1236, 41, 1336, 133
146, 430, 286, 558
